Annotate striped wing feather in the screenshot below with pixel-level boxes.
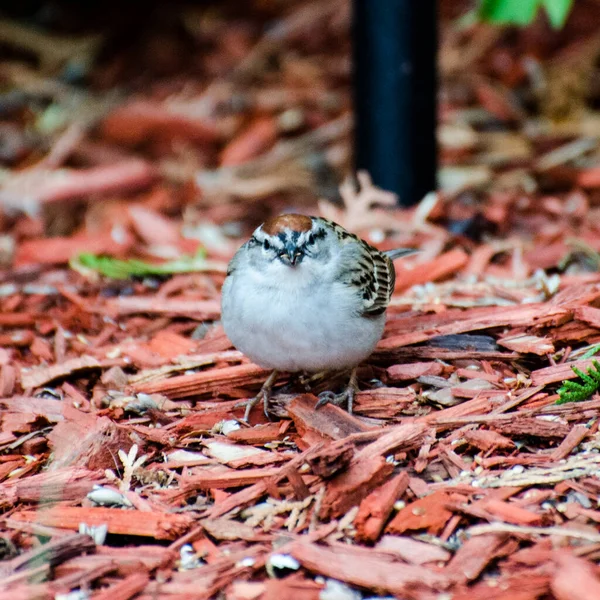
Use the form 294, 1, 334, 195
358, 242, 395, 316
326, 219, 396, 317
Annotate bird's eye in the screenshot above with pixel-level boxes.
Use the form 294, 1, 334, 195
307, 233, 315, 245
263, 239, 271, 250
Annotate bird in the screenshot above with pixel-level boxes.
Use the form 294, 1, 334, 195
221, 213, 416, 420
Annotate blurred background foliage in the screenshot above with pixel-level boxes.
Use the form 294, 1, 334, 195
478, 0, 574, 28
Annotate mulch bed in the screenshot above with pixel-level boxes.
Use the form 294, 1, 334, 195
2, 1, 600, 598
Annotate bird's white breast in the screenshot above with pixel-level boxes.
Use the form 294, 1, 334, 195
221, 261, 385, 372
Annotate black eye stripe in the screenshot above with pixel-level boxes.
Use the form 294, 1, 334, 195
257, 229, 326, 251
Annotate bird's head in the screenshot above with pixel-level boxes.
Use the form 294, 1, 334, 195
248, 214, 333, 270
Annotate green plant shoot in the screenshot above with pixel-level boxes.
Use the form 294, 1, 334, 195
557, 360, 600, 404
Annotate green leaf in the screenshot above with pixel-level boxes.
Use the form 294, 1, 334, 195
542, 0, 573, 27
478, 0, 573, 28
71, 250, 210, 280
478, 0, 541, 26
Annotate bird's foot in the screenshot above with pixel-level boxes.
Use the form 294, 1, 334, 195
315, 369, 358, 414
236, 370, 278, 422
297, 370, 328, 391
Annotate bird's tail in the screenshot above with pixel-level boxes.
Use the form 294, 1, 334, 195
383, 248, 418, 261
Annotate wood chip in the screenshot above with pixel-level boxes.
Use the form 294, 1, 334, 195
11, 506, 193, 540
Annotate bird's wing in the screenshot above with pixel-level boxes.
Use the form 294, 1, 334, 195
360, 244, 396, 316
320, 218, 417, 317
335, 235, 397, 317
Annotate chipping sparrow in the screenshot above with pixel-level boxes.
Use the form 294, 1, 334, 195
221, 214, 415, 420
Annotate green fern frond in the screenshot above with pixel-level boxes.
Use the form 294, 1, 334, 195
581, 343, 600, 360
557, 360, 600, 404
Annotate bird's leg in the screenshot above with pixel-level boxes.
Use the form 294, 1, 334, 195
238, 370, 278, 421
296, 372, 311, 391
298, 370, 329, 390
315, 368, 359, 414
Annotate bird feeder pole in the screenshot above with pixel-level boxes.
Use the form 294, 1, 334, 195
353, 0, 438, 206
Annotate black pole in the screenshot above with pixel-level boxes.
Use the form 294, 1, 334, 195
353, 0, 438, 206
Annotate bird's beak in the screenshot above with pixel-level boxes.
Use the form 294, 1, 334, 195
279, 244, 303, 266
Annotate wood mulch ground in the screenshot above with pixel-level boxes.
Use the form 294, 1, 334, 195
3, 1, 600, 599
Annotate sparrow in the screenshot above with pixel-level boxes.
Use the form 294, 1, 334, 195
221, 214, 415, 420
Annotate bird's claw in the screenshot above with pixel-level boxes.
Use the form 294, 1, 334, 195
236, 391, 269, 423
315, 391, 336, 409
316, 387, 355, 413
237, 370, 278, 422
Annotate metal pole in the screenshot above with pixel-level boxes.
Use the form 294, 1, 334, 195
353, 0, 438, 206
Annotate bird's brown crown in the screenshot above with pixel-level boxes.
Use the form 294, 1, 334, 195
262, 214, 313, 236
